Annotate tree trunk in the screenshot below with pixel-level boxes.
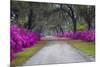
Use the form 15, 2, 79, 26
58, 24, 64, 35
87, 21, 91, 30
72, 17, 77, 33
61, 5, 77, 33
86, 18, 91, 30
28, 8, 33, 30
55, 27, 58, 33
28, 3, 34, 30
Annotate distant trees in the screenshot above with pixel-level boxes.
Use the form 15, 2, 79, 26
60, 4, 77, 32
60, 5, 95, 31
77, 5, 95, 30
11, 1, 95, 34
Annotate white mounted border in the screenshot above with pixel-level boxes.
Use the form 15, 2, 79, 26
0, 0, 97, 67
17, 0, 95, 5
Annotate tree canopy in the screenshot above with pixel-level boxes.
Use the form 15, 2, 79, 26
11, 1, 95, 34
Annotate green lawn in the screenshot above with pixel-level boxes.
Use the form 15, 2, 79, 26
11, 40, 47, 66
65, 39, 95, 56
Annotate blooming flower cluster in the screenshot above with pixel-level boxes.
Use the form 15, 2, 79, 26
56, 31, 95, 42
10, 24, 40, 61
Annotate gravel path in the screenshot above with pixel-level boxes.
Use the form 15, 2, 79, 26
22, 40, 94, 66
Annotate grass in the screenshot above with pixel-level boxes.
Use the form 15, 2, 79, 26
11, 40, 47, 67
77, 21, 87, 31
65, 39, 95, 56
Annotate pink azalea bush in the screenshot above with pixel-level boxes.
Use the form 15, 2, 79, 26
10, 24, 40, 61
56, 31, 95, 42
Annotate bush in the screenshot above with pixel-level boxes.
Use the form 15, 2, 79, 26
56, 31, 95, 42
10, 24, 40, 61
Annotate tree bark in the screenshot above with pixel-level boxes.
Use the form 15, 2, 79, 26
28, 8, 32, 30
60, 5, 77, 33
58, 24, 64, 35
55, 27, 58, 33
72, 17, 77, 33
85, 18, 91, 30
87, 21, 91, 30
28, 3, 34, 30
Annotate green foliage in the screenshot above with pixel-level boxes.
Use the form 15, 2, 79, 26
11, 1, 95, 32
77, 22, 87, 31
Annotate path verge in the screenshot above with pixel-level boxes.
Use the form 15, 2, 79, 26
11, 40, 47, 67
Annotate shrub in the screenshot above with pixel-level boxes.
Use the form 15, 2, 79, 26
10, 24, 40, 61
56, 31, 95, 42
